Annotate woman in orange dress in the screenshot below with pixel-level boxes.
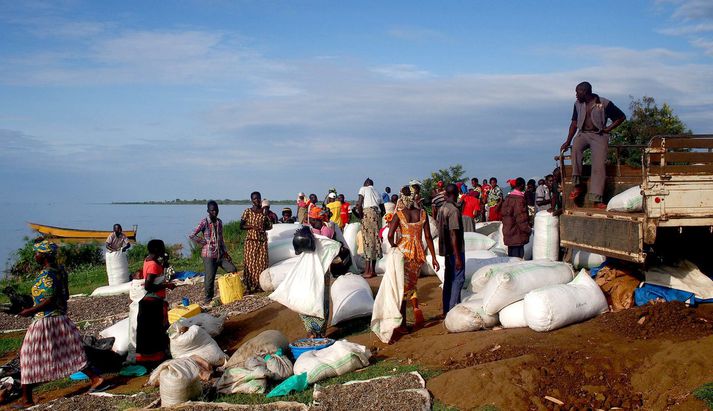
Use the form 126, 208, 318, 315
387, 186, 439, 330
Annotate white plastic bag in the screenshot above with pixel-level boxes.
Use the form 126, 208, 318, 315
91, 281, 131, 297
259, 257, 301, 292
480, 260, 575, 315
533, 211, 559, 261
524, 269, 609, 332
99, 317, 129, 355
498, 300, 527, 328
572, 249, 606, 269
607, 186, 643, 212
444, 297, 499, 333
169, 324, 228, 366
148, 358, 202, 406
370, 249, 405, 344
330, 274, 374, 325
269, 237, 341, 318
293, 340, 371, 384
105, 250, 130, 285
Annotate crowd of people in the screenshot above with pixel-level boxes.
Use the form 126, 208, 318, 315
12, 80, 626, 407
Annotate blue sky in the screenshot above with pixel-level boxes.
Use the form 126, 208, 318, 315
1, 0, 713, 202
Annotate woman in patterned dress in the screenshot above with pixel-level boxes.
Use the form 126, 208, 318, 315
240, 191, 273, 293
18, 240, 105, 406
387, 187, 439, 331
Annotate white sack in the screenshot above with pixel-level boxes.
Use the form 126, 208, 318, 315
572, 249, 607, 269
99, 317, 129, 355
224, 330, 289, 370
524, 269, 609, 332
644, 259, 713, 300
463, 256, 516, 287
498, 300, 527, 328
175, 313, 226, 337
259, 257, 301, 292
293, 340, 371, 384
148, 358, 202, 406
607, 186, 643, 212
444, 297, 499, 333
330, 274, 374, 325
343, 223, 362, 273
370, 249, 405, 343
533, 211, 559, 261
169, 324, 228, 366
463, 232, 496, 251
91, 281, 131, 297
268, 239, 298, 266
269, 237, 341, 318
466, 258, 523, 294
105, 250, 130, 285
267, 223, 300, 243
480, 260, 575, 315
216, 358, 268, 394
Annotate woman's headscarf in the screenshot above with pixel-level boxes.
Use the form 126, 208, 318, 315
308, 206, 325, 220
397, 185, 415, 210
33, 240, 58, 256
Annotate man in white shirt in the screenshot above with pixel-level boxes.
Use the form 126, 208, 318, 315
535, 174, 553, 213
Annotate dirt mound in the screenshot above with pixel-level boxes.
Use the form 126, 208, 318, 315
529, 349, 643, 410
597, 301, 713, 340
442, 344, 644, 409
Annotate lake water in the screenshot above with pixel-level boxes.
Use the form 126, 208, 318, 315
0, 202, 256, 276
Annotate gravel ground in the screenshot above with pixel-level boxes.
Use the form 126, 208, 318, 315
158, 401, 308, 410
0, 283, 271, 333
32, 391, 159, 411
313, 373, 429, 411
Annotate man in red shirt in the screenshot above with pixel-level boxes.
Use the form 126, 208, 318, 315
338, 194, 350, 227
461, 190, 480, 232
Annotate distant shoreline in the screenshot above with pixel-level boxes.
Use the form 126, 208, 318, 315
112, 200, 296, 205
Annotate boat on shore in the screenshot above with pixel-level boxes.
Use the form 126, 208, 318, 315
28, 222, 138, 240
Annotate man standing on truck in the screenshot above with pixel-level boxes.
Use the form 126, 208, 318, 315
560, 81, 626, 207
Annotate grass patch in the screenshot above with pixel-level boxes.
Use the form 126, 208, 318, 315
0, 220, 246, 303
694, 382, 713, 409
35, 377, 77, 394
215, 359, 441, 406
433, 401, 461, 411
0, 335, 23, 356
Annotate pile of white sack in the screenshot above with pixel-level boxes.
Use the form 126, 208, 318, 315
446, 260, 609, 333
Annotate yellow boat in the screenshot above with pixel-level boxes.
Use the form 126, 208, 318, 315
28, 222, 138, 240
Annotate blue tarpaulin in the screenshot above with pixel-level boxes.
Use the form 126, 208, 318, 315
172, 271, 204, 280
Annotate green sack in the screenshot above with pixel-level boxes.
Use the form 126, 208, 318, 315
266, 372, 308, 398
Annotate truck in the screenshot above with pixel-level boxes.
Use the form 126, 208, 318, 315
558, 134, 713, 271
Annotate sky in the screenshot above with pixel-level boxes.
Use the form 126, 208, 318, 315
1, 0, 713, 203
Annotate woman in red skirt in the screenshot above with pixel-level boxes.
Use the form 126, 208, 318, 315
18, 240, 105, 407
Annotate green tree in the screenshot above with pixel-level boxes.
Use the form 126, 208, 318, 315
421, 164, 467, 203
610, 96, 691, 167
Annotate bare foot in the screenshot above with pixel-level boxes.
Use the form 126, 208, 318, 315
413, 308, 425, 330
89, 376, 105, 391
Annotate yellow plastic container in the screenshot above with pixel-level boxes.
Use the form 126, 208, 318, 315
218, 272, 245, 305
168, 303, 201, 324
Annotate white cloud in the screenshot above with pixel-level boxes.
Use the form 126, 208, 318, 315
658, 0, 713, 55
659, 22, 713, 35
370, 64, 433, 80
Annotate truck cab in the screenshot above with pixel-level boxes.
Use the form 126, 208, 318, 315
558, 134, 713, 270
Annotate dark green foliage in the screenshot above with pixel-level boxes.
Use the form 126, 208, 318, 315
694, 382, 713, 409
588, 96, 691, 166
421, 164, 468, 204
8, 237, 103, 279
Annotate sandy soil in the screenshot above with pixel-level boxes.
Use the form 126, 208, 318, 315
4, 275, 713, 410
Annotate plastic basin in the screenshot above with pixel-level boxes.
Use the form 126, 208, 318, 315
289, 338, 335, 360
